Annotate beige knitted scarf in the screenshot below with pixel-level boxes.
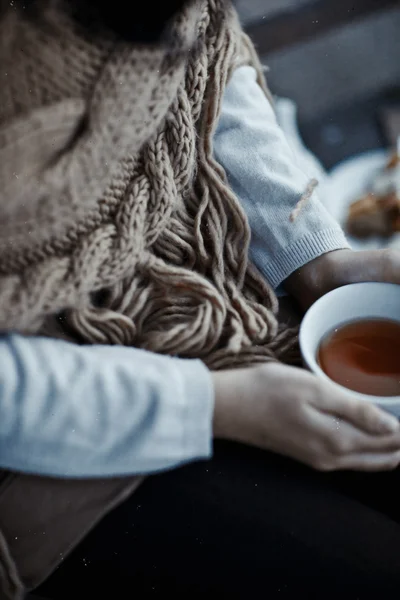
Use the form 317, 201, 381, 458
0, 2, 305, 597
0, 0, 298, 370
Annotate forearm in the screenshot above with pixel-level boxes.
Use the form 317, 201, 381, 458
0, 335, 213, 478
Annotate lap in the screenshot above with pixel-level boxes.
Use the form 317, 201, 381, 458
37, 442, 400, 599
37, 296, 400, 598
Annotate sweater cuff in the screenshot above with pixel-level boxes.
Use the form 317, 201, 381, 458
253, 227, 350, 290
173, 358, 214, 462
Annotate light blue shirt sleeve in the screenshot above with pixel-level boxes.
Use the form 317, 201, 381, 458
0, 63, 350, 482
0, 335, 213, 478
214, 65, 350, 290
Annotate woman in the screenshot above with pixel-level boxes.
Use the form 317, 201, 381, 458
1, 1, 400, 598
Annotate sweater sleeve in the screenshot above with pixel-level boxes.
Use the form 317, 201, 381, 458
214, 65, 350, 290
0, 334, 213, 478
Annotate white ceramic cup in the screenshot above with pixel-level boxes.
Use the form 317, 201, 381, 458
299, 282, 400, 417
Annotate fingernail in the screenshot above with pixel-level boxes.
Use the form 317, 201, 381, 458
379, 414, 400, 434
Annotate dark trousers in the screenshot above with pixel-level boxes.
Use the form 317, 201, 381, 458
36, 441, 400, 599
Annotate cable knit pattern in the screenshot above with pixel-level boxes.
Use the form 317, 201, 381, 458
0, 0, 298, 371
0, 0, 304, 600
0, 3, 301, 596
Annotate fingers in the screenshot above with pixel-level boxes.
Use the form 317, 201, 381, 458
311, 450, 400, 473
306, 411, 400, 472
318, 412, 400, 451
313, 380, 400, 436
365, 249, 400, 286
337, 451, 400, 473
334, 248, 400, 287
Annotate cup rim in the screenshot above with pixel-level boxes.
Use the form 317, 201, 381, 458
299, 282, 400, 404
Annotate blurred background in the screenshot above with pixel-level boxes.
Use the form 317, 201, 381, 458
237, 0, 400, 169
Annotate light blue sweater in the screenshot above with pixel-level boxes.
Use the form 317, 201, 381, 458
214, 67, 348, 289
0, 67, 348, 478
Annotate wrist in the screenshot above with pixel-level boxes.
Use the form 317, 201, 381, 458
212, 371, 234, 440
212, 369, 249, 441
285, 249, 355, 310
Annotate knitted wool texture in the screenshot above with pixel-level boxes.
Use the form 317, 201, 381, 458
0, 0, 297, 369
0, 2, 302, 597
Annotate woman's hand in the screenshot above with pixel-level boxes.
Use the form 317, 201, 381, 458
213, 362, 400, 472
285, 248, 400, 311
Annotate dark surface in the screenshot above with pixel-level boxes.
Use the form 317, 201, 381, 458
241, 0, 400, 169
35, 442, 400, 599
300, 87, 400, 169
300, 94, 386, 170
245, 0, 400, 55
